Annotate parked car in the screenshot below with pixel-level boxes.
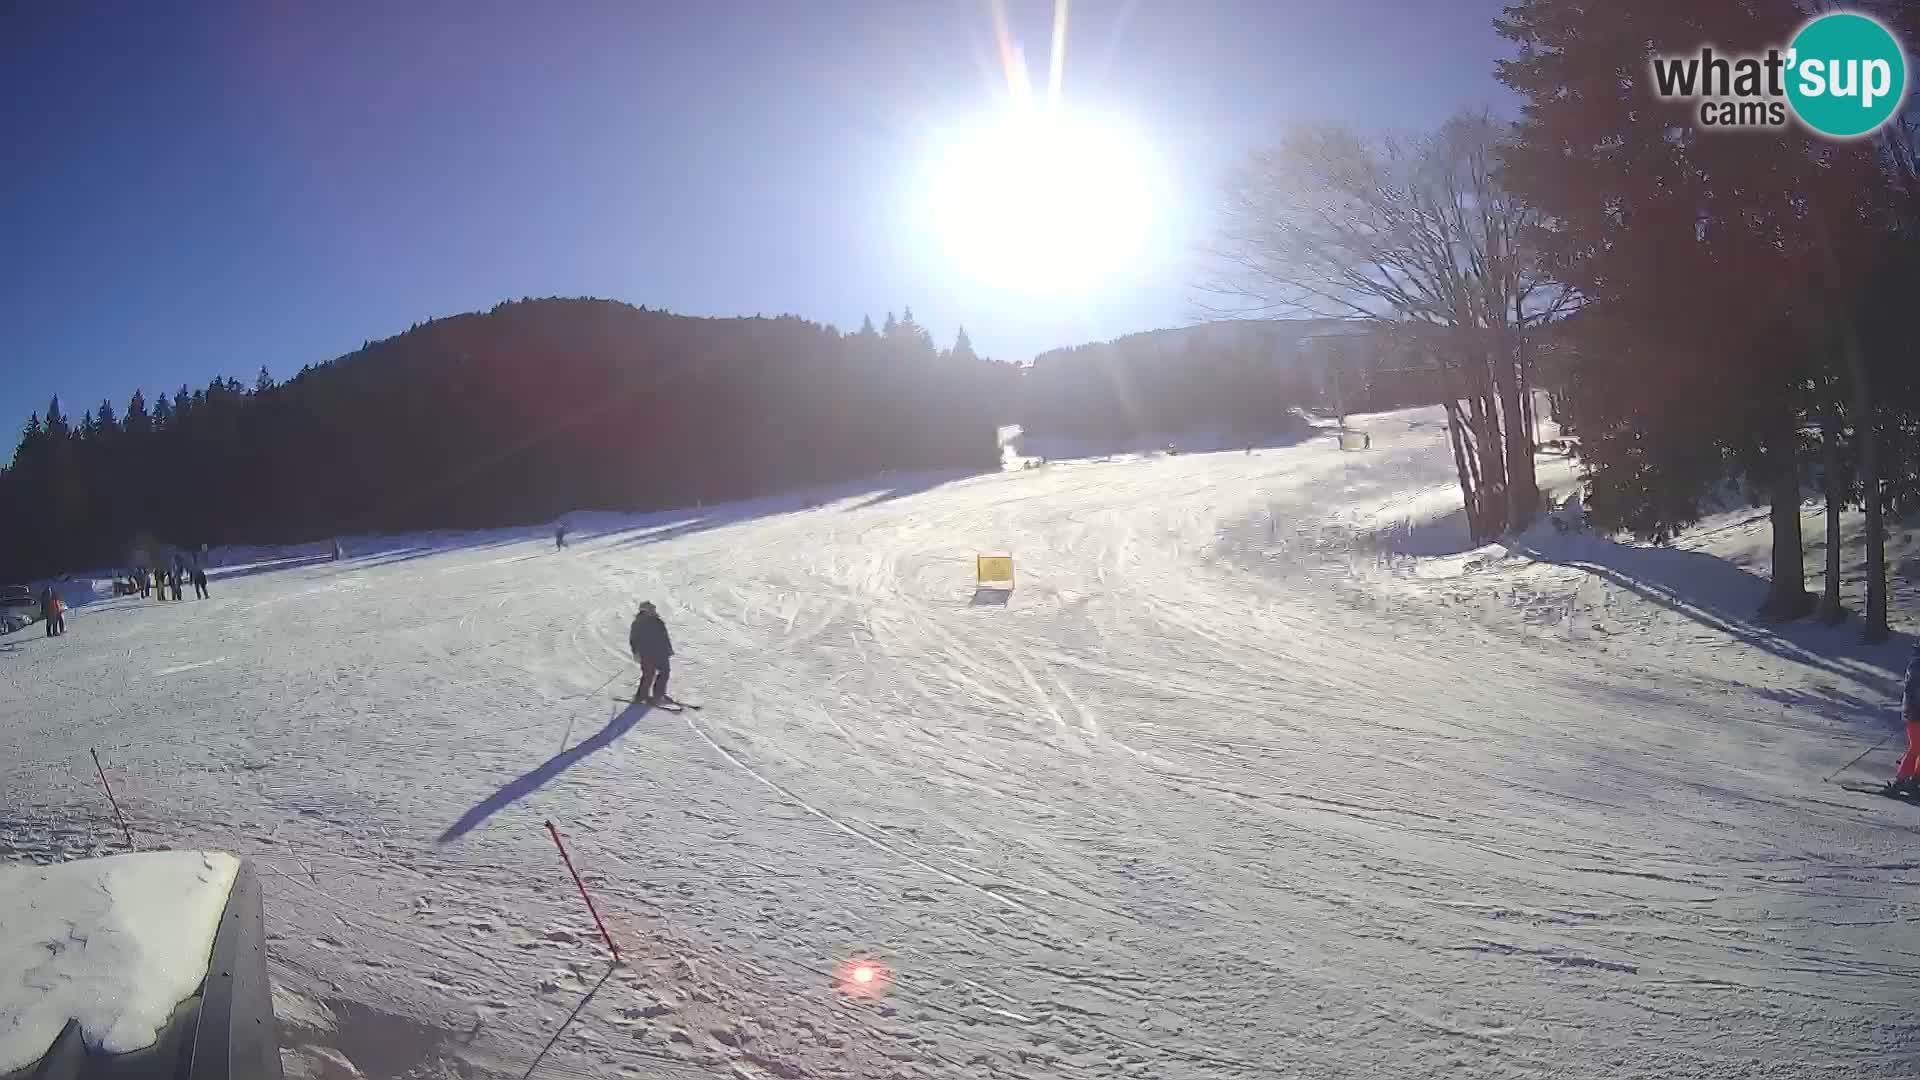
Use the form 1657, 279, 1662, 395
1, 583, 33, 608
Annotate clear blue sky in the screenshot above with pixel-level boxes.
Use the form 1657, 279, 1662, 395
1, 0, 1515, 444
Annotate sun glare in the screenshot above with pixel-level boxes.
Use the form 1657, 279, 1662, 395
920, 104, 1160, 294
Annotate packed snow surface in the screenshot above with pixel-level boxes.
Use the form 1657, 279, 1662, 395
4, 408, 1918, 1079
0, 851, 239, 1072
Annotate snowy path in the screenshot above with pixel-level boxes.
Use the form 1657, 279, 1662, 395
4, 409, 1918, 1080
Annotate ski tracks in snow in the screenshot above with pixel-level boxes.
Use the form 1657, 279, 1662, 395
8, 410, 1920, 1079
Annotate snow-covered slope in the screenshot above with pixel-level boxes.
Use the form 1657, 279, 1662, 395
0, 851, 239, 1072
3, 408, 1916, 1080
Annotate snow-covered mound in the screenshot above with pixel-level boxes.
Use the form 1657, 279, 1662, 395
0, 851, 239, 1073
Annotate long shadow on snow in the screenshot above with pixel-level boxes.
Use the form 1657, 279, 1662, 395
436, 702, 654, 844
589, 467, 992, 554
1010, 423, 1318, 464
326, 534, 529, 575
1512, 535, 1912, 695
840, 468, 981, 513
206, 552, 338, 585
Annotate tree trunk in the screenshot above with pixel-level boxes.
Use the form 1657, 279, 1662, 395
1807, 205, 1888, 641
1843, 343, 1889, 642
1762, 424, 1814, 621
1489, 326, 1538, 534
1467, 379, 1507, 538
1816, 394, 1847, 624
1444, 399, 1482, 543
1517, 330, 1538, 448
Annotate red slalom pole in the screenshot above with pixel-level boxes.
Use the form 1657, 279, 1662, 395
91, 748, 136, 851
545, 820, 621, 963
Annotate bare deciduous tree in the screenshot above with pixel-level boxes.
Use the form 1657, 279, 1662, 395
1199, 110, 1573, 542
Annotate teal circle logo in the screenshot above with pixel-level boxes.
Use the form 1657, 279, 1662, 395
1786, 12, 1907, 138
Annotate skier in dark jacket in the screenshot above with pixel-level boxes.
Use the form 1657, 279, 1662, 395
628, 601, 674, 704
40, 587, 55, 637
1886, 641, 1920, 794
191, 566, 209, 600
555, 523, 569, 550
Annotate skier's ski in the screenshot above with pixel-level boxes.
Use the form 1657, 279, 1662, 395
611, 697, 701, 711
1835, 780, 1920, 802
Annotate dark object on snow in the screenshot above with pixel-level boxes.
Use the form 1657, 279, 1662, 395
192, 568, 209, 600
1, 858, 285, 1080
555, 524, 569, 550
628, 603, 673, 661
1838, 780, 1920, 803
638, 658, 670, 702
629, 601, 674, 701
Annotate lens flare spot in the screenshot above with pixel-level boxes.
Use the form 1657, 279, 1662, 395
834, 956, 893, 997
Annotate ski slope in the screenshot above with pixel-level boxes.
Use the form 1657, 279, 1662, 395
4, 408, 1917, 1080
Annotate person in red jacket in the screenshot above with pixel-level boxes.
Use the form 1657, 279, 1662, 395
1885, 642, 1920, 795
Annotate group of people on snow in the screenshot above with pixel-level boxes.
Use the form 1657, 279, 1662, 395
131, 561, 208, 603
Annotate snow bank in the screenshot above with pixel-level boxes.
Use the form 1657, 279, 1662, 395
0, 851, 240, 1073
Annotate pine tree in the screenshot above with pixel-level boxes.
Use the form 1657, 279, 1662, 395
255, 366, 275, 394
126, 390, 150, 434
952, 327, 979, 363
45, 396, 67, 439
1496, 0, 1841, 616
97, 399, 118, 432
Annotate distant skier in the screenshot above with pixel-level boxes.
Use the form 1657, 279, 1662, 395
628, 601, 674, 704
137, 569, 150, 599
169, 568, 183, 602
40, 587, 55, 637
555, 523, 569, 551
191, 566, 209, 600
1884, 641, 1920, 795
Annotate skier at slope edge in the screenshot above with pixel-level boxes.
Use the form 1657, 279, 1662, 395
629, 600, 674, 704
1884, 640, 1920, 795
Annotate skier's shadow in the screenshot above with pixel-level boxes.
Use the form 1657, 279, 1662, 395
437, 703, 652, 844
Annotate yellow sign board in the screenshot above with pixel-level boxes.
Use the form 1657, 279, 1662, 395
976, 554, 1015, 587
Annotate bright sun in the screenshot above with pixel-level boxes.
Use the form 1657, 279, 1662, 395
920, 105, 1160, 294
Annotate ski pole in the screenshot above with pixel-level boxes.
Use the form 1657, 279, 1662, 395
546, 821, 620, 963
1824, 730, 1897, 782
91, 748, 136, 851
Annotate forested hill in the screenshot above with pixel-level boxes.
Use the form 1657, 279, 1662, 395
0, 298, 1011, 577
1019, 320, 1334, 443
